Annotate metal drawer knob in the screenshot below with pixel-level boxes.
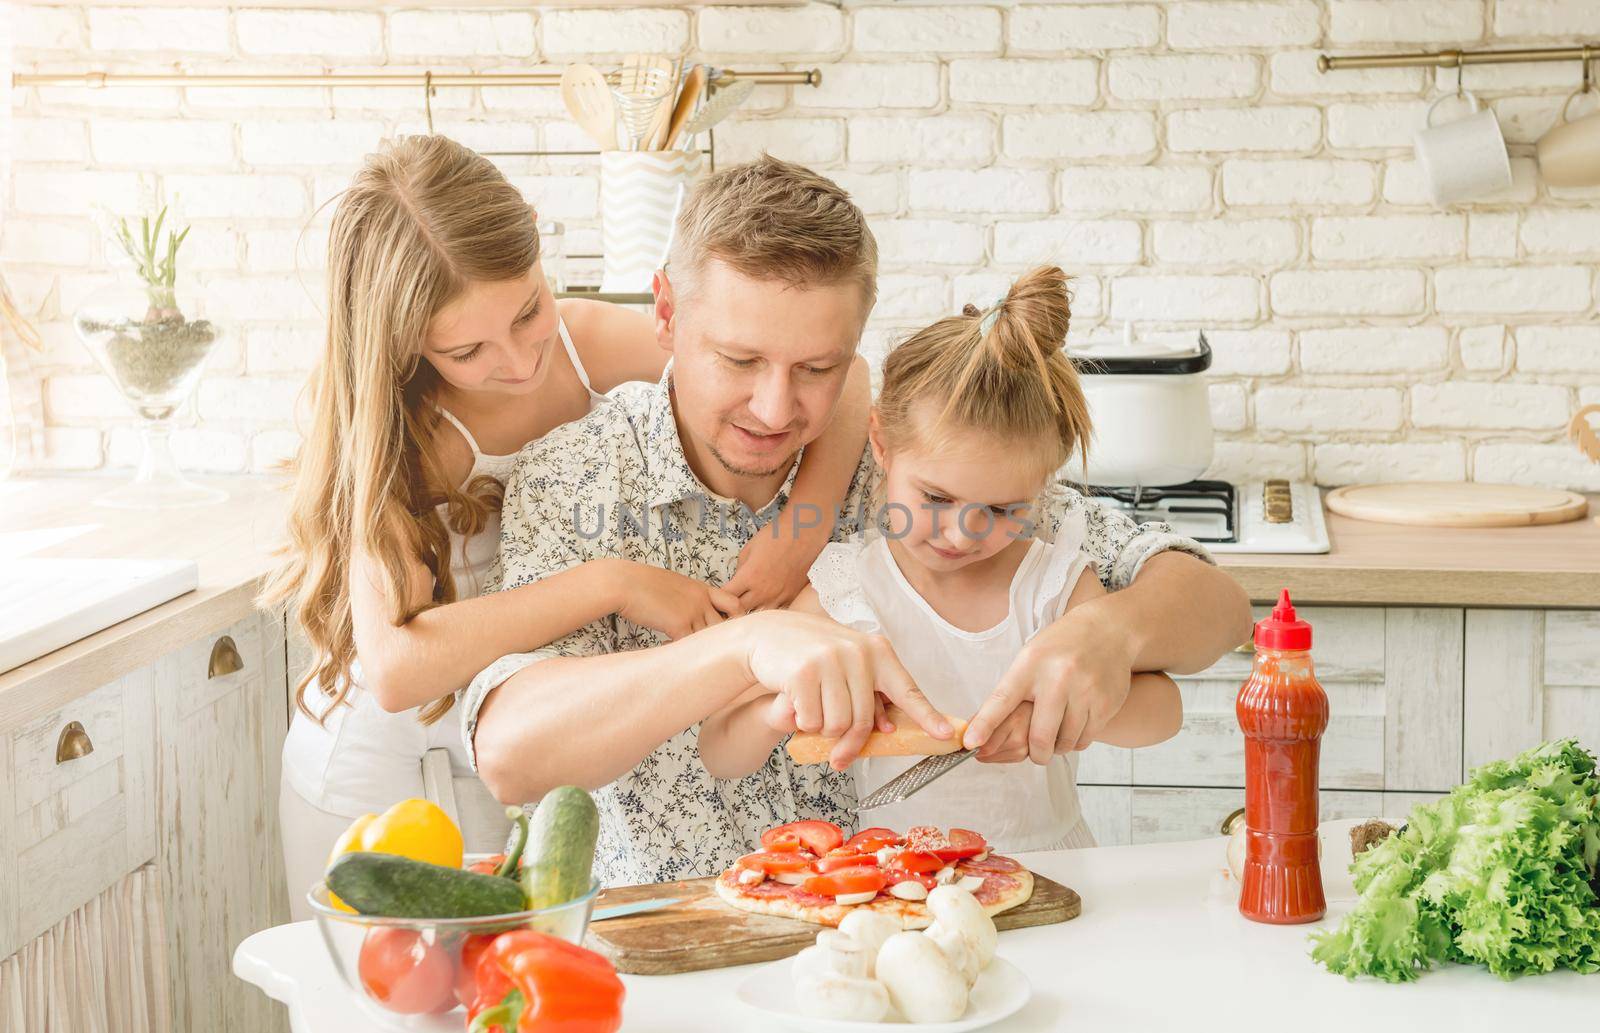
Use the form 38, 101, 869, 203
208, 635, 245, 679
56, 721, 94, 764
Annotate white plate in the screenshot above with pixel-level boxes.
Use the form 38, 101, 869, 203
734, 956, 1030, 1032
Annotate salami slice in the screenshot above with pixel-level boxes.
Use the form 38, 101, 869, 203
959, 853, 1024, 874
970, 873, 1022, 907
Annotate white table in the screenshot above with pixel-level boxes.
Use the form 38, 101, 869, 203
234, 821, 1591, 1031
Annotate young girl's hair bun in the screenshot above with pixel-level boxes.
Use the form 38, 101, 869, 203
878, 265, 1092, 482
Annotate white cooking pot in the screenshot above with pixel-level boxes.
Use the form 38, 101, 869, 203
1063, 329, 1214, 488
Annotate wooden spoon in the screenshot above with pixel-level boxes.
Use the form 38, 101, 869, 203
643, 58, 682, 151
660, 64, 709, 152
561, 64, 617, 151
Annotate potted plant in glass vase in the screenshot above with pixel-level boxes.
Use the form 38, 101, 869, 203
73, 206, 226, 508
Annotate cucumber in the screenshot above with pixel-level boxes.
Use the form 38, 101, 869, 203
327, 852, 526, 919
520, 786, 600, 910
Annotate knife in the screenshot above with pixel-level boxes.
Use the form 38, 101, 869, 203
590, 897, 683, 922
858, 749, 978, 810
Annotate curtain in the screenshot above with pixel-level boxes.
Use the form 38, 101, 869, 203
0, 863, 172, 1033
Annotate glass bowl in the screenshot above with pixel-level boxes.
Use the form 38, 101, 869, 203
307, 877, 600, 1032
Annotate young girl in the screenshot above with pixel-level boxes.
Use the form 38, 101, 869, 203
699, 266, 1181, 852
262, 135, 869, 917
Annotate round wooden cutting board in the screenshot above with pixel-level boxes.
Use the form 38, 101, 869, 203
1325, 482, 1590, 528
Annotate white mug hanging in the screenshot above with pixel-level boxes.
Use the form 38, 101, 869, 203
1414, 89, 1513, 206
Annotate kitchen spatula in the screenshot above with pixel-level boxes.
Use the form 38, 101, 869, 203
561, 64, 617, 151
680, 77, 754, 138
858, 749, 978, 810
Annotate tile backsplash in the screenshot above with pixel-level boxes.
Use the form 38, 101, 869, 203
4, 1, 1599, 489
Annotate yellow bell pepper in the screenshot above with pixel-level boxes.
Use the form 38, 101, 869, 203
325, 798, 464, 911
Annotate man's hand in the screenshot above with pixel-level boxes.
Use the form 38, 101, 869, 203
963, 605, 1136, 764
740, 611, 951, 769
613, 561, 745, 640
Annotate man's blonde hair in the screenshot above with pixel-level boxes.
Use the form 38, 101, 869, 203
666, 154, 877, 311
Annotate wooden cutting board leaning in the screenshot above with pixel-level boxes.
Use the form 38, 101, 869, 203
1324, 482, 1589, 528
584, 873, 1081, 975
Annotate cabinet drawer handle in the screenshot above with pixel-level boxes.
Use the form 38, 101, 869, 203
208, 636, 245, 679
1221, 807, 1246, 835
56, 721, 94, 764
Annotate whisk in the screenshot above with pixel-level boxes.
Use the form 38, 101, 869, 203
612, 62, 675, 152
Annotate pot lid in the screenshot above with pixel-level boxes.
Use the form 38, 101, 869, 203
1069, 326, 1212, 375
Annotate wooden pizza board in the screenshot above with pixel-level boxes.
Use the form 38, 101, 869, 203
1324, 482, 1588, 528
583, 873, 1081, 975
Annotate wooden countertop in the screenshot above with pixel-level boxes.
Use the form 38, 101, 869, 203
3, 477, 1596, 723
1218, 495, 1600, 609
0, 475, 290, 726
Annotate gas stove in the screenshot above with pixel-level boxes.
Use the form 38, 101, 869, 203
1088, 479, 1330, 554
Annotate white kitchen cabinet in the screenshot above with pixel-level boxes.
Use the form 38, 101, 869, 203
1463, 609, 1600, 775
1079, 604, 1600, 849
1079, 605, 1462, 800
0, 610, 290, 1033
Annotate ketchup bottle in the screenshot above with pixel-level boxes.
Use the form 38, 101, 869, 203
1236, 590, 1329, 924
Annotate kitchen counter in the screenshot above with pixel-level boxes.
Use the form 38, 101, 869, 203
4, 476, 1597, 724
232, 820, 1590, 1032
0, 475, 290, 726
1218, 500, 1600, 609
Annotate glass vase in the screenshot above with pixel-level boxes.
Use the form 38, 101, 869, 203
72, 284, 227, 509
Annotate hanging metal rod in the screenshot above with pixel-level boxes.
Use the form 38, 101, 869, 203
10, 67, 819, 89
1320, 43, 1597, 73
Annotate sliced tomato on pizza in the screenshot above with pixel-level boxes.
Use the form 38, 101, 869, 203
842, 827, 901, 854
761, 820, 844, 856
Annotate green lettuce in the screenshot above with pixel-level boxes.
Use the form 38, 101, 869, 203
1310, 738, 1600, 982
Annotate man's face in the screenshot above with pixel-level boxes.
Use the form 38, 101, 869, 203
655, 259, 864, 488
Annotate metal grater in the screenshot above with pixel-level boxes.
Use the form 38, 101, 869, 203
858, 749, 977, 810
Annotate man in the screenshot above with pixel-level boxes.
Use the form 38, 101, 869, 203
463, 156, 1251, 885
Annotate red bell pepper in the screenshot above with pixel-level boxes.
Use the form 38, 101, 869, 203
467, 931, 625, 1033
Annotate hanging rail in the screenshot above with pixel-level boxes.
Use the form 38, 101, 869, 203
10, 68, 819, 89
1320, 44, 1597, 73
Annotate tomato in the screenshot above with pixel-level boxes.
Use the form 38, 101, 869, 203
761, 821, 844, 856
736, 850, 817, 875
452, 933, 497, 1010
358, 928, 457, 1015
466, 854, 506, 875
802, 866, 886, 898
889, 850, 945, 874
842, 828, 901, 854
883, 868, 938, 891
815, 853, 877, 873
764, 833, 805, 852
933, 829, 987, 862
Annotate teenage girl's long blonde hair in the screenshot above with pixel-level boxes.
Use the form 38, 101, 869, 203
260, 135, 539, 726
877, 265, 1092, 481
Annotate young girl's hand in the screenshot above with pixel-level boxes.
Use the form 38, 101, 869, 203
615, 561, 745, 640
724, 525, 815, 611
974, 701, 1034, 764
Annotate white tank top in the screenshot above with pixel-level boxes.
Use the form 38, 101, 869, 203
283, 319, 604, 816
807, 514, 1098, 853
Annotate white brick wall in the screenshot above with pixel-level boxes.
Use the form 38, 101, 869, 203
6, 1, 1600, 489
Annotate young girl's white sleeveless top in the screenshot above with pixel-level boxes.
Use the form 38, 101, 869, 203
807, 512, 1100, 853
282, 319, 605, 816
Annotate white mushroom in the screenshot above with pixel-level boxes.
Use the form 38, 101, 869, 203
792, 930, 890, 1023
837, 910, 900, 977
874, 931, 969, 1023
794, 971, 891, 1023
924, 921, 980, 986
926, 885, 998, 969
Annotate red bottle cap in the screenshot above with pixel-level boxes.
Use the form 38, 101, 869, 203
1254, 589, 1312, 651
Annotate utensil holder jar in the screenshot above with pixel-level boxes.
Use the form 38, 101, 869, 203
599, 151, 704, 295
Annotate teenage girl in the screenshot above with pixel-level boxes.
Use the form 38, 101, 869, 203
262, 136, 869, 916
699, 266, 1181, 852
